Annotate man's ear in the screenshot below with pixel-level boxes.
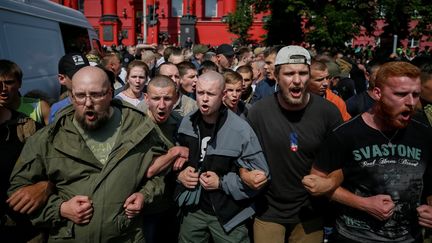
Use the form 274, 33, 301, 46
58, 74, 67, 86
144, 93, 149, 103
371, 86, 382, 101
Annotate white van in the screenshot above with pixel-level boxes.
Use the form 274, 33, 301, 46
0, 0, 102, 100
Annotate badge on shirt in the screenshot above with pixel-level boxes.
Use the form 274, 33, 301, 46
290, 132, 298, 152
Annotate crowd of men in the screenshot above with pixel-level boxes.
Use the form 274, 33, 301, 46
1, 40, 432, 243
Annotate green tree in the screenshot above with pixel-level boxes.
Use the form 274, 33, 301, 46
226, 0, 254, 46
248, 0, 432, 49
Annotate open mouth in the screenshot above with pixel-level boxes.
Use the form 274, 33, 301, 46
201, 104, 209, 112
85, 111, 96, 121
290, 87, 303, 98
400, 110, 412, 120
156, 111, 167, 121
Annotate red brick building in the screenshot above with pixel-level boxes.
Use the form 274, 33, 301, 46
53, 0, 268, 47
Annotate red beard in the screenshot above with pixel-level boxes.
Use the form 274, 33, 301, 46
376, 100, 414, 129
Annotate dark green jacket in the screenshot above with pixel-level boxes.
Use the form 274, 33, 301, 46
9, 100, 171, 242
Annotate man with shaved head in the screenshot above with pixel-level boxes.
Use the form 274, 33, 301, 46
8, 66, 171, 242
175, 71, 269, 242
141, 75, 189, 243
153, 62, 197, 116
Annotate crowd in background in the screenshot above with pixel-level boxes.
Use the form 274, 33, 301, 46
1, 38, 432, 243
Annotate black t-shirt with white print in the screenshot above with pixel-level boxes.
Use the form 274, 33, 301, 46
315, 114, 432, 242
197, 118, 216, 215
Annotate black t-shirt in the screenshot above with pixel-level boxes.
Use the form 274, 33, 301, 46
197, 118, 216, 215
315, 115, 432, 242
346, 91, 375, 117
247, 93, 343, 223
1, 110, 40, 217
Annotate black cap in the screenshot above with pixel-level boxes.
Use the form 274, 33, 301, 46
216, 44, 235, 57
58, 53, 90, 78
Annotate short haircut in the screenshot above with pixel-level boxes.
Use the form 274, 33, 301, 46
199, 60, 218, 75
141, 50, 156, 64
126, 60, 150, 80
420, 63, 432, 85
101, 52, 121, 67
163, 46, 177, 62
155, 62, 176, 76
177, 61, 196, 77
310, 59, 328, 72
411, 55, 432, 85
168, 48, 183, 59
147, 75, 176, 91
264, 45, 283, 58
199, 70, 225, 90
237, 47, 251, 60
236, 65, 253, 75
203, 52, 216, 62
0, 59, 23, 83
375, 61, 420, 89
223, 70, 243, 85
251, 60, 265, 70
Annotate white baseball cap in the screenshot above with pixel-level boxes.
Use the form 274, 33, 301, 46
275, 45, 311, 66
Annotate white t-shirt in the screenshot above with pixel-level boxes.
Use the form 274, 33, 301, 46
115, 92, 144, 107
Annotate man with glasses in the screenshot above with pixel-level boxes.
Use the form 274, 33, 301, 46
9, 66, 171, 242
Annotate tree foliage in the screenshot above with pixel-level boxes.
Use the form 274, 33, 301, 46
228, 0, 432, 49
226, 0, 254, 46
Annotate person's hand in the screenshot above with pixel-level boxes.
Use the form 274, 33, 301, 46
417, 205, 432, 228
7, 181, 55, 214
360, 195, 395, 221
239, 168, 267, 190
123, 192, 144, 219
177, 166, 199, 189
170, 146, 189, 171
60, 196, 93, 224
302, 174, 336, 196
199, 171, 219, 191
170, 146, 189, 159
173, 156, 188, 171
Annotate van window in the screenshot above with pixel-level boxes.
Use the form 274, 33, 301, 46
59, 23, 91, 54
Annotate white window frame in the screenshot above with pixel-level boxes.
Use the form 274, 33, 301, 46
171, 0, 183, 17
205, 0, 217, 17
410, 38, 420, 48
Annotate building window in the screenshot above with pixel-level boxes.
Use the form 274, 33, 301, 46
171, 0, 183, 17
205, 0, 217, 17
410, 38, 420, 48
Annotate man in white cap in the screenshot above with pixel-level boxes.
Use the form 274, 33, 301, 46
246, 45, 343, 242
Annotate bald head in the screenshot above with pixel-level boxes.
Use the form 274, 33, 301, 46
198, 71, 225, 92
157, 63, 180, 85
71, 66, 113, 131
72, 66, 111, 98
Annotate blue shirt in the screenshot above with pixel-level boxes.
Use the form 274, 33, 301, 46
49, 98, 71, 124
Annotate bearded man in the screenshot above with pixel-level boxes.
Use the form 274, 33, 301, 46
247, 46, 343, 243
304, 61, 432, 242
8, 66, 171, 242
